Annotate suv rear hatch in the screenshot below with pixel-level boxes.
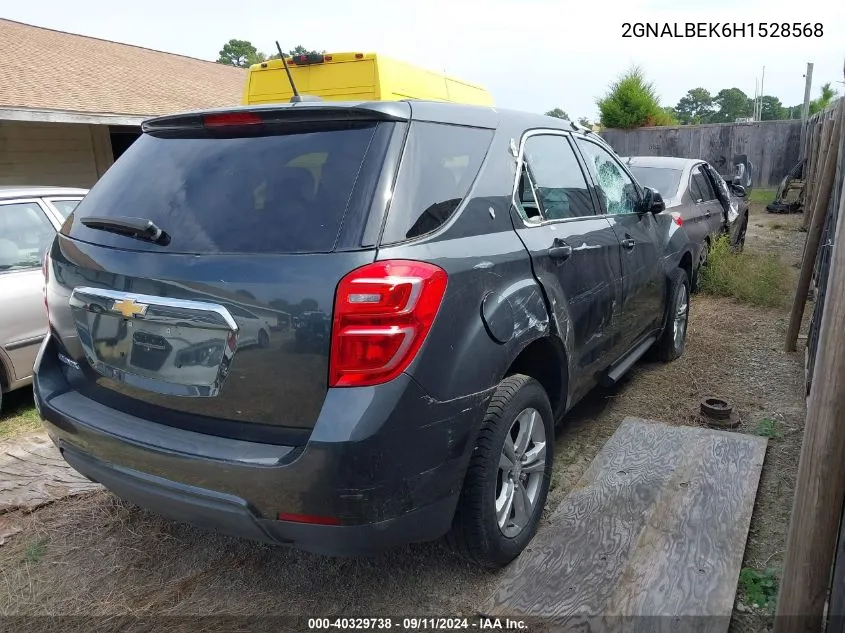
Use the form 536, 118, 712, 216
46, 106, 404, 445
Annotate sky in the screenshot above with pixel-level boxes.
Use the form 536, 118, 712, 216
4, 0, 844, 120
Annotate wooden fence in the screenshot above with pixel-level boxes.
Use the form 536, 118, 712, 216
775, 94, 845, 632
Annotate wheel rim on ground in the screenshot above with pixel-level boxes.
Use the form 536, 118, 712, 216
496, 407, 547, 538
673, 285, 689, 350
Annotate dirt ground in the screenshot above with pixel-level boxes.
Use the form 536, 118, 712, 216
0, 199, 809, 631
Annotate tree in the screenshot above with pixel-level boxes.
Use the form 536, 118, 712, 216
674, 88, 714, 124
711, 88, 753, 122
577, 117, 592, 128
784, 104, 804, 119
268, 45, 325, 60
217, 39, 265, 67
809, 83, 838, 115
759, 95, 786, 121
597, 66, 673, 129
545, 108, 569, 120
661, 106, 679, 125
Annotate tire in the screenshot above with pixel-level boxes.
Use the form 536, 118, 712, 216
448, 373, 554, 569
258, 329, 270, 348
653, 268, 690, 362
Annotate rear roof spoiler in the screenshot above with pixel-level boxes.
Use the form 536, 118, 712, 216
141, 102, 411, 133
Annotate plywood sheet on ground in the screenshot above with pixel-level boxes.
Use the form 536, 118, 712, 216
482, 417, 767, 633
0, 432, 101, 513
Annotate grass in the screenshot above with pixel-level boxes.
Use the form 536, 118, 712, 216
24, 539, 48, 564
754, 418, 784, 439
748, 188, 777, 205
738, 567, 779, 611
0, 393, 40, 440
700, 236, 794, 308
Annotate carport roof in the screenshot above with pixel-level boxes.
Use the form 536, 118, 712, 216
0, 19, 246, 125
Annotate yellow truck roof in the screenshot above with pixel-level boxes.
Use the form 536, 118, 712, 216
242, 52, 494, 107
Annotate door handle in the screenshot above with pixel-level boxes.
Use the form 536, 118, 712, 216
548, 242, 573, 261
705, 210, 712, 218
621, 238, 636, 250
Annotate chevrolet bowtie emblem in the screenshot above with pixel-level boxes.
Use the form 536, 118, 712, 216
112, 298, 148, 319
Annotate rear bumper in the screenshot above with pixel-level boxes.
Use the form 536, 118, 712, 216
59, 443, 457, 555
35, 334, 492, 555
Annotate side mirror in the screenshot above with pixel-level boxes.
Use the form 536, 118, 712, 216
642, 187, 665, 214
730, 184, 747, 197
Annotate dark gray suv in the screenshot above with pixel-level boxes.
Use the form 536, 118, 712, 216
35, 101, 694, 568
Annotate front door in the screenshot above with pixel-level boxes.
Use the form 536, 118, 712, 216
509, 131, 623, 391
689, 164, 725, 241
575, 138, 664, 349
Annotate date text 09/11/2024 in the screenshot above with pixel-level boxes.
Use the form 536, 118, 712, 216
622, 22, 824, 38
307, 617, 528, 630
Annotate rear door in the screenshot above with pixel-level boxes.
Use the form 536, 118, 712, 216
509, 131, 623, 386
48, 111, 400, 444
575, 138, 663, 346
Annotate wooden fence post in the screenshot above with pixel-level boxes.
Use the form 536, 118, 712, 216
786, 102, 843, 352
774, 163, 845, 632
804, 119, 822, 207
804, 117, 833, 229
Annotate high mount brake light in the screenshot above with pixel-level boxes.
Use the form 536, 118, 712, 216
329, 260, 448, 388
290, 53, 325, 65
202, 112, 263, 127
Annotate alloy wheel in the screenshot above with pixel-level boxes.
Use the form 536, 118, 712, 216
496, 407, 547, 538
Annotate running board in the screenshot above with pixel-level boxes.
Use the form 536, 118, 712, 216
602, 334, 658, 386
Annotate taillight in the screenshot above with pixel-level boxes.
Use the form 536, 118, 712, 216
329, 260, 448, 387
670, 212, 684, 227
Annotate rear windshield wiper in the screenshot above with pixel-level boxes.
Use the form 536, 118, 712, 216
80, 216, 170, 245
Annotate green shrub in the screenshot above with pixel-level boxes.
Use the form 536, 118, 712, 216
700, 236, 792, 308
738, 567, 778, 611
597, 66, 676, 129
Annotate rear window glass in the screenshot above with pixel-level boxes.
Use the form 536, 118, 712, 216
69, 123, 385, 254
381, 122, 493, 243
628, 166, 682, 199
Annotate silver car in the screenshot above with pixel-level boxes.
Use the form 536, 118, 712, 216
623, 157, 749, 289
0, 186, 87, 410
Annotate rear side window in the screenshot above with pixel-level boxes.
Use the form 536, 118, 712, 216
69, 122, 388, 254
380, 122, 493, 243
48, 199, 82, 220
